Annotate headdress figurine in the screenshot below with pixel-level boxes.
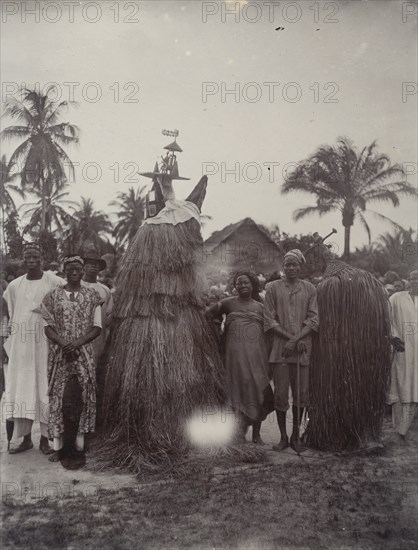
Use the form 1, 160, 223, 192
140, 130, 190, 219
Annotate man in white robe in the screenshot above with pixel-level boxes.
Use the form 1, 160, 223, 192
3, 244, 64, 454
388, 270, 418, 439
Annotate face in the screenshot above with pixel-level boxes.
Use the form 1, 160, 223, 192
235, 275, 252, 298
23, 250, 42, 273
84, 261, 100, 278
65, 262, 84, 285
409, 272, 418, 296
284, 258, 301, 280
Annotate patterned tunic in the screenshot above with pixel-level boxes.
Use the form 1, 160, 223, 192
41, 286, 101, 438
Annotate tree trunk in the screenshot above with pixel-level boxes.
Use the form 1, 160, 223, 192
343, 225, 351, 260
40, 171, 46, 231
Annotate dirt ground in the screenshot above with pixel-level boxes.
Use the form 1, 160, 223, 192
1, 412, 417, 550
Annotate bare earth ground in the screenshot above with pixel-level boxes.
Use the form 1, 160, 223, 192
1, 413, 417, 550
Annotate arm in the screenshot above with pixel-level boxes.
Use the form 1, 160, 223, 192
44, 325, 68, 348
61, 326, 101, 355
63, 304, 102, 353
205, 299, 228, 320
105, 291, 114, 327
284, 286, 318, 356
263, 284, 293, 340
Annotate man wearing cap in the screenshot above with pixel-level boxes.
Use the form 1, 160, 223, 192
81, 245, 113, 361
41, 256, 102, 462
3, 243, 65, 454
264, 249, 319, 453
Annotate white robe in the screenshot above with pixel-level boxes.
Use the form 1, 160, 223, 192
3, 272, 65, 434
388, 291, 418, 404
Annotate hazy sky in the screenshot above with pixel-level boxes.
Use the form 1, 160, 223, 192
1, 0, 417, 253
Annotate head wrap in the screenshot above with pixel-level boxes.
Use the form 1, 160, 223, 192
23, 242, 41, 255
63, 255, 84, 269
284, 249, 306, 265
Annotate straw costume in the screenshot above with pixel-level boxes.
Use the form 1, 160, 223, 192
101, 137, 224, 468
305, 244, 392, 451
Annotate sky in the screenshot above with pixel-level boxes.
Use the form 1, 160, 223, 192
1, 0, 417, 254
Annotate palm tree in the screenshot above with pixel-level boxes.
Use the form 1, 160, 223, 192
20, 180, 76, 236
377, 228, 414, 258
1, 87, 79, 231
282, 138, 417, 259
110, 186, 146, 248
0, 155, 25, 215
64, 197, 113, 254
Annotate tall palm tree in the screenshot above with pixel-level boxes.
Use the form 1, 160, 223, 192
110, 186, 146, 248
64, 197, 113, 254
20, 180, 76, 236
282, 138, 417, 259
1, 87, 79, 231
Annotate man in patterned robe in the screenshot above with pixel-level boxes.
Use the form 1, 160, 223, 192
41, 256, 101, 462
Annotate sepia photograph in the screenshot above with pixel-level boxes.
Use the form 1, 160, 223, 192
0, 1, 417, 548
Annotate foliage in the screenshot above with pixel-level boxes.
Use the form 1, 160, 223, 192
348, 228, 417, 278
63, 197, 113, 256
4, 211, 23, 260
0, 155, 25, 216
1, 87, 79, 230
110, 186, 146, 249
282, 137, 417, 259
38, 230, 58, 264
20, 180, 76, 235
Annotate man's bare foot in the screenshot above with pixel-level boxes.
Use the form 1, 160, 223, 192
252, 436, 265, 445
9, 440, 34, 454
272, 436, 289, 451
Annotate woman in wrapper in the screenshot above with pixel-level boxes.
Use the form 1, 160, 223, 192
100, 137, 224, 469
206, 271, 274, 444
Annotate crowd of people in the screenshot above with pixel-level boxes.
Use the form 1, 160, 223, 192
0, 241, 417, 469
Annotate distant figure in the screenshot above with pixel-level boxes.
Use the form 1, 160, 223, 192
385, 284, 396, 297
388, 270, 418, 440
81, 246, 113, 362
393, 280, 405, 293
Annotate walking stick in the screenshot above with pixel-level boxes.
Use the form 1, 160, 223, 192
296, 350, 301, 457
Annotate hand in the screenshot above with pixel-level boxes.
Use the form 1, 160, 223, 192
297, 341, 307, 354
392, 337, 405, 352
283, 340, 296, 358
62, 340, 82, 355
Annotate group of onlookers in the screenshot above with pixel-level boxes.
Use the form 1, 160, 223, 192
1, 243, 113, 469
206, 260, 418, 451
1, 244, 416, 469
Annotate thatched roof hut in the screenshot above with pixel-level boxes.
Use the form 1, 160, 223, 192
203, 218, 282, 276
